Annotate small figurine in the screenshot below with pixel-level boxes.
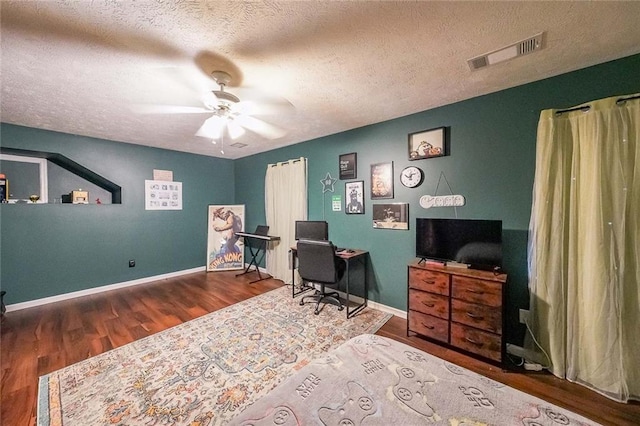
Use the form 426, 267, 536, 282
96, 198, 102, 204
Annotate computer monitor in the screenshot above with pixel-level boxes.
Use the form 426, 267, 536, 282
295, 220, 329, 241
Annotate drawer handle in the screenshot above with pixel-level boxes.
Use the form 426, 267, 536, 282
465, 336, 483, 346
466, 312, 483, 320
422, 279, 436, 285
466, 289, 485, 294
422, 302, 435, 308
421, 322, 435, 330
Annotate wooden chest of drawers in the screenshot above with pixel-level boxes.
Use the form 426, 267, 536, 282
407, 261, 507, 363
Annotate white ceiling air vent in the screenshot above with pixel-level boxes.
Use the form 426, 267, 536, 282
468, 32, 545, 71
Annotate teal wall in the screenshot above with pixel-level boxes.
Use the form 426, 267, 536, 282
1, 54, 638, 345
0, 125, 234, 304
235, 54, 640, 344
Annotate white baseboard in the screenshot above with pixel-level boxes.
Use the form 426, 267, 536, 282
299, 285, 407, 319
7, 265, 409, 321
6, 266, 206, 312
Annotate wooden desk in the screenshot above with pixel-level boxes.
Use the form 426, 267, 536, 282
290, 245, 368, 318
235, 232, 280, 283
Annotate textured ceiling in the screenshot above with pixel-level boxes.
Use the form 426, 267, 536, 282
2, 1, 640, 159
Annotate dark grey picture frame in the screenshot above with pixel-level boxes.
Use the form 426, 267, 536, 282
408, 126, 448, 160
372, 203, 409, 230
339, 152, 357, 180
370, 161, 394, 199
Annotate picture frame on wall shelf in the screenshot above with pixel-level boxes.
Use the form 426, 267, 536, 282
339, 152, 357, 180
372, 203, 409, 230
408, 126, 447, 160
345, 180, 364, 214
370, 161, 394, 199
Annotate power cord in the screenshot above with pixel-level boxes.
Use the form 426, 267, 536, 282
521, 315, 552, 370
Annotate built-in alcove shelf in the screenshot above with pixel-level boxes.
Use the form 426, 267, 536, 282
0, 147, 122, 204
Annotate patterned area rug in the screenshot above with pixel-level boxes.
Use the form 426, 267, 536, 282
37, 286, 392, 425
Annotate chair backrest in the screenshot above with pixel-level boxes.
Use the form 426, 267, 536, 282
296, 239, 340, 284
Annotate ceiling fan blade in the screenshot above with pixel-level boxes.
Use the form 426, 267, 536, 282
234, 115, 287, 140
132, 105, 211, 114
195, 116, 224, 139
233, 99, 294, 117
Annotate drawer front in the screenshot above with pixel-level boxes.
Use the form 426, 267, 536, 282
409, 267, 450, 295
408, 310, 449, 343
451, 299, 502, 334
409, 289, 449, 319
451, 276, 502, 306
450, 323, 502, 362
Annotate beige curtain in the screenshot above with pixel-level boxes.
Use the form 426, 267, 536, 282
264, 157, 307, 283
527, 93, 640, 402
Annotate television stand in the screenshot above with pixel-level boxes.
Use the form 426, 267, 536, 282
407, 260, 508, 363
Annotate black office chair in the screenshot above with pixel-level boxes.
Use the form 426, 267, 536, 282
297, 239, 345, 314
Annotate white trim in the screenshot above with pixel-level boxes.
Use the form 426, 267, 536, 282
251, 265, 407, 318
334, 289, 407, 319
6, 266, 206, 312
8, 265, 409, 320
0, 153, 49, 203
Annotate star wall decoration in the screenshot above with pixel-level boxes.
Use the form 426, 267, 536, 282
320, 172, 337, 193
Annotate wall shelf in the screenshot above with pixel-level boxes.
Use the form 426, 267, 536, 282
0, 147, 122, 204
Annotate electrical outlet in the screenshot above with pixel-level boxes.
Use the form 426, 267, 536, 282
129, 259, 135, 268
519, 309, 529, 324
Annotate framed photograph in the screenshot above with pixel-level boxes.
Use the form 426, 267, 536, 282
372, 203, 409, 230
207, 204, 245, 271
370, 162, 394, 199
345, 180, 364, 214
408, 126, 447, 160
339, 152, 357, 180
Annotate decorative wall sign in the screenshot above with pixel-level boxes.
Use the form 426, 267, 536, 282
332, 195, 342, 211
345, 180, 364, 214
370, 162, 394, 199
207, 204, 244, 271
408, 127, 447, 160
339, 152, 357, 180
419, 194, 466, 209
145, 180, 182, 210
372, 203, 408, 230
320, 172, 337, 193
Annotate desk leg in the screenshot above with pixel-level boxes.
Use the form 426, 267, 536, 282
346, 255, 367, 319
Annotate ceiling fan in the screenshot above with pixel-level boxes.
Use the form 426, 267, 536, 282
135, 69, 293, 153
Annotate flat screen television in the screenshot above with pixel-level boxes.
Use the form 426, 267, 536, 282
416, 218, 502, 271
295, 220, 329, 241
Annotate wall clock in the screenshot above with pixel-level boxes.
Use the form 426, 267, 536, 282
400, 166, 424, 188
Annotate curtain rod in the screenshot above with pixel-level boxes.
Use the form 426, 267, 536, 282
616, 94, 640, 105
268, 157, 305, 167
555, 94, 640, 116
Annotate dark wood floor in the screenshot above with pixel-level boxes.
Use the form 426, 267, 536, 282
1, 271, 638, 425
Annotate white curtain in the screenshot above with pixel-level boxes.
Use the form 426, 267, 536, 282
527, 93, 640, 402
265, 157, 307, 283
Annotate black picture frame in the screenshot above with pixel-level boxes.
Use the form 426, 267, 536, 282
370, 162, 394, 199
345, 181, 364, 214
408, 126, 448, 160
339, 152, 357, 180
